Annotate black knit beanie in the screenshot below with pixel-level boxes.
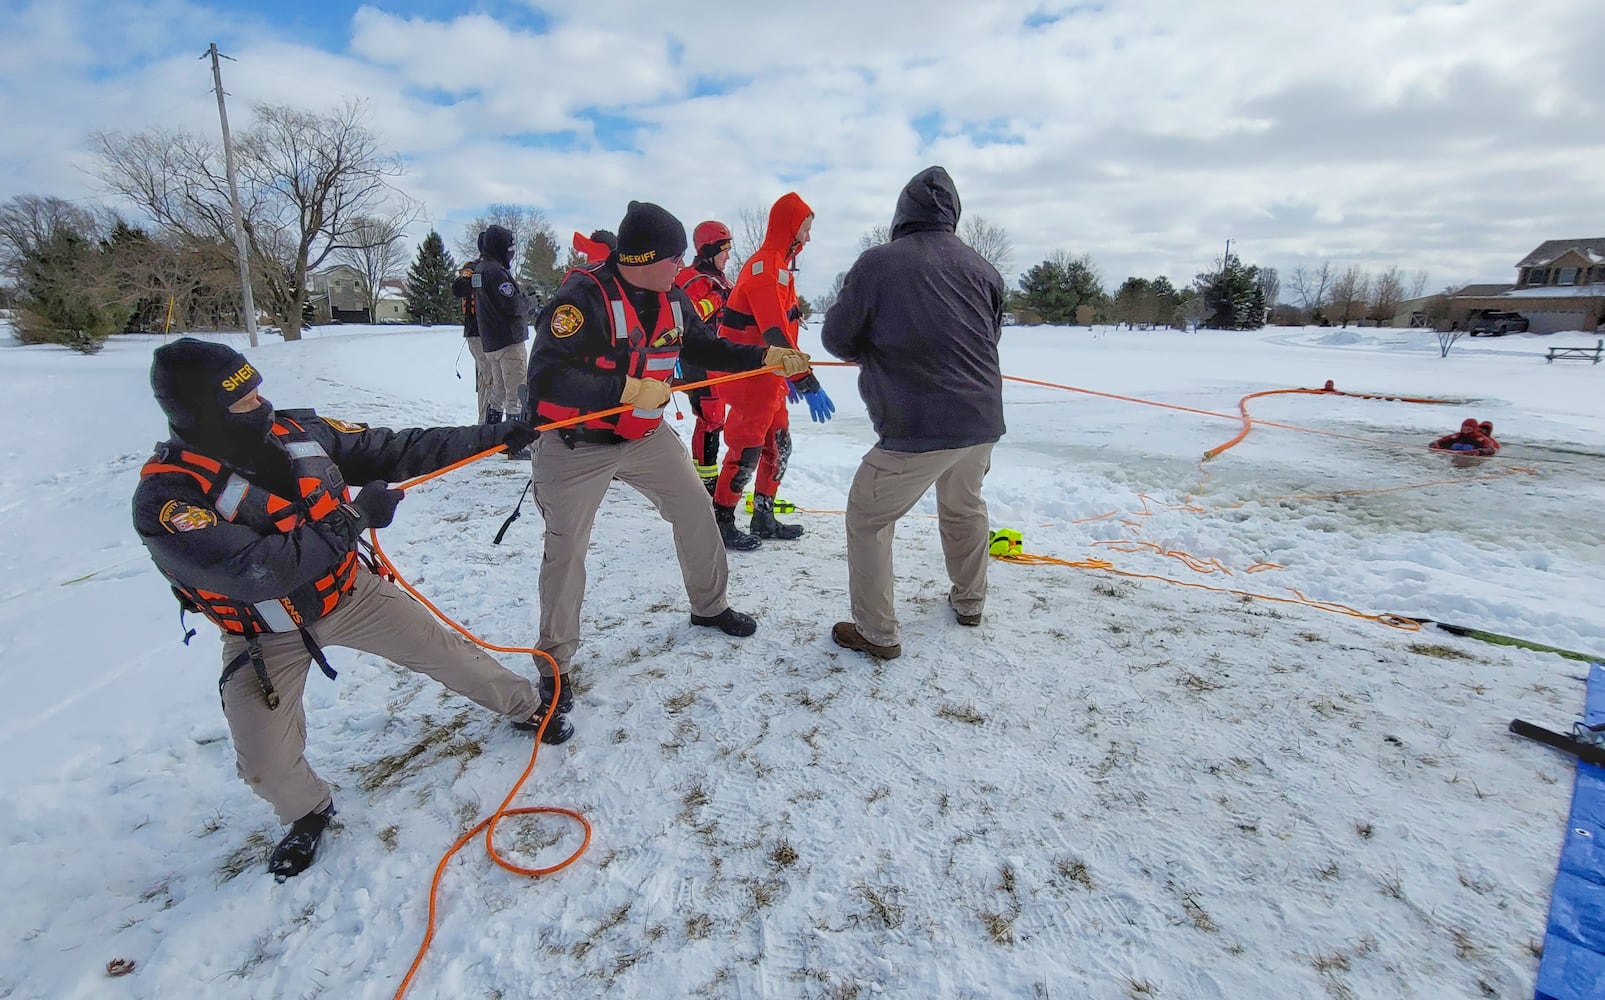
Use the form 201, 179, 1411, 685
151, 338, 262, 431
615, 202, 687, 266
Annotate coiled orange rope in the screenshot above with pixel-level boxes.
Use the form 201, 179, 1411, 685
381, 365, 788, 998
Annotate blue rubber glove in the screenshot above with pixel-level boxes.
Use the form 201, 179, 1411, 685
786, 380, 802, 404
1450, 442, 1475, 452
803, 386, 835, 423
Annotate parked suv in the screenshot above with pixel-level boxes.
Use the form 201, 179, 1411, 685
1468, 310, 1529, 336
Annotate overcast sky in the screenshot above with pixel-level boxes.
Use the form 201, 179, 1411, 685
3, 0, 1600, 301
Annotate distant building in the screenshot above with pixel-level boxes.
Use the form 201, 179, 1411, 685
1445, 239, 1605, 334
374, 279, 409, 323
303, 267, 410, 324
305, 264, 370, 324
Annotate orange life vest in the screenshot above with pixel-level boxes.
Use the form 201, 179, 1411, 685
535, 268, 686, 440
140, 416, 359, 637
674, 265, 732, 324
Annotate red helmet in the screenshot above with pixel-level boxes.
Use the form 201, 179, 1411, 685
693, 221, 732, 258
1478, 420, 1494, 436
1461, 418, 1480, 432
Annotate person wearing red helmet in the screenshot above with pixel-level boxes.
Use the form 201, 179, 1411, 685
1429, 418, 1498, 456
675, 221, 736, 491
711, 193, 832, 550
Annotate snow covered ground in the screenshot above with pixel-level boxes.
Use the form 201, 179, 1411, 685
2, 319, 1602, 999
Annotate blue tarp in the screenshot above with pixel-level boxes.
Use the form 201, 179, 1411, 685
1534, 661, 1605, 1000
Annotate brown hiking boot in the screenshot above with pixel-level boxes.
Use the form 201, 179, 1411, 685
949, 596, 983, 627
831, 621, 901, 660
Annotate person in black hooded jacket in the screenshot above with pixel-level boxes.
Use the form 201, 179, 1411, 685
821, 165, 1006, 660
472, 226, 533, 452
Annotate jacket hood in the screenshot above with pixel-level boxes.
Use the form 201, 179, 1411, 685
481, 225, 515, 265
760, 192, 813, 258
890, 166, 961, 239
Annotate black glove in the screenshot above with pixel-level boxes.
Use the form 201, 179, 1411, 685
350, 481, 404, 529
501, 418, 538, 454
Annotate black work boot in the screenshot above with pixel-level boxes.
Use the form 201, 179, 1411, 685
512, 674, 575, 744
691, 607, 758, 637
513, 705, 575, 744
714, 503, 761, 551
750, 493, 803, 540
267, 802, 336, 882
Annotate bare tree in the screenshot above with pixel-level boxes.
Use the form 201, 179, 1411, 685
95, 100, 416, 340
0, 195, 98, 280
1289, 261, 1333, 322
1368, 265, 1407, 325
1179, 291, 1209, 331
1257, 266, 1280, 311
814, 271, 848, 316
856, 225, 891, 254
1436, 328, 1465, 358
729, 205, 770, 277
334, 217, 408, 320
1327, 266, 1370, 327
1410, 269, 1430, 300
456, 204, 555, 263
958, 215, 1012, 277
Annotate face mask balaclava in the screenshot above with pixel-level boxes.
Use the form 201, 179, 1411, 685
150, 338, 276, 459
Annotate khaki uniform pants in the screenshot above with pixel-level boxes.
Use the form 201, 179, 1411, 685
531, 428, 729, 674
466, 335, 493, 422
845, 443, 995, 647
484, 341, 528, 417
220, 569, 539, 824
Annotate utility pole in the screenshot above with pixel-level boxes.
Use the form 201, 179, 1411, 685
1223, 238, 1233, 271
205, 42, 258, 348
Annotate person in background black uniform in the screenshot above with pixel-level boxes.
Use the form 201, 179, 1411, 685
523, 201, 812, 730
451, 252, 493, 423
132, 339, 547, 882
472, 225, 533, 458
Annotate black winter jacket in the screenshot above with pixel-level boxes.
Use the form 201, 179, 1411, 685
133, 410, 506, 604
451, 260, 480, 339
527, 262, 768, 443
473, 257, 531, 353
821, 166, 1006, 453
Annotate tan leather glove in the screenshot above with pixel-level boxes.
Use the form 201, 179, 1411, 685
620, 376, 673, 411
763, 346, 812, 377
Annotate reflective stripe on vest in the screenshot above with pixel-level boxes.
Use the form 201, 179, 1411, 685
141, 417, 358, 637
536, 271, 686, 439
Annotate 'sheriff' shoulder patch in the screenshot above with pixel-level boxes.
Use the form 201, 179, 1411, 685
159, 500, 217, 533
550, 304, 585, 339
322, 417, 368, 433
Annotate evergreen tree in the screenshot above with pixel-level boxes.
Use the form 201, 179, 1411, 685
404, 230, 457, 325
1195, 253, 1264, 330
17, 228, 122, 353
1018, 251, 1105, 325
517, 228, 563, 307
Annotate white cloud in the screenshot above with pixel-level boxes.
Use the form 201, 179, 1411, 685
2, 0, 1600, 300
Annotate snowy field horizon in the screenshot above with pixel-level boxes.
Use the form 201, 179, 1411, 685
3, 318, 1603, 999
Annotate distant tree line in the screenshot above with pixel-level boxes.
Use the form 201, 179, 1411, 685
1288, 263, 1431, 327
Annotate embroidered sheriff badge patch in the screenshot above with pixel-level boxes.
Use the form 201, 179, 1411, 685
159, 500, 218, 533
551, 304, 585, 338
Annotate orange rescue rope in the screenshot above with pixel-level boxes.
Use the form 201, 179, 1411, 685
381, 364, 789, 998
